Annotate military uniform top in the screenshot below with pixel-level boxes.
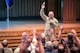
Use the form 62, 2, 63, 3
40, 8, 59, 35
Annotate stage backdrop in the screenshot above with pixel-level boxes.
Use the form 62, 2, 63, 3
0, 0, 80, 21
0, 0, 45, 20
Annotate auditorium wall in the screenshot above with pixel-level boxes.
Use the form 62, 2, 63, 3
0, 0, 80, 21
77, 0, 80, 20
0, 0, 45, 20
47, 0, 61, 21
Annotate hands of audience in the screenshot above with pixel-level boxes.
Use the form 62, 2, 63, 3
25, 36, 32, 47
37, 34, 42, 42
19, 35, 32, 53
21, 32, 29, 42
32, 29, 36, 35
71, 29, 77, 38
60, 26, 64, 31
58, 26, 64, 41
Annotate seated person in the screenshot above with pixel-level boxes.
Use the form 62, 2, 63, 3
19, 29, 44, 53
14, 32, 29, 53
70, 29, 80, 53
58, 26, 80, 53
2, 40, 13, 53
41, 33, 45, 46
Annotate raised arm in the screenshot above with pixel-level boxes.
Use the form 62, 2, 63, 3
40, 2, 47, 21
58, 26, 64, 42
31, 29, 36, 38
37, 34, 45, 53
19, 36, 32, 53
71, 29, 80, 49
65, 43, 70, 53
31, 29, 37, 46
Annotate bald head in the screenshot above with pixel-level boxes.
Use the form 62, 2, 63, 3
2, 40, 8, 47
21, 32, 29, 42
48, 11, 54, 19
3, 40, 8, 43
22, 32, 27, 36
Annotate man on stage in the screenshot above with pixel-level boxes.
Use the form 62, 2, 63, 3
40, 2, 59, 42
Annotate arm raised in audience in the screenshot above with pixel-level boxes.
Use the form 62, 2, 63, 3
71, 29, 80, 49
19, 36, 32, 53
65, 43, 70, 53
37, 34, 44, 53
58, 26, 64, 42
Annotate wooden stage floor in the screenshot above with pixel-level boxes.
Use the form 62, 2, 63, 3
0, 20, 80, 31
1, 23, 80, 31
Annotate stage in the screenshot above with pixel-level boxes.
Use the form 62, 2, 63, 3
0, 20, 44, 30
0, 20, 80, 48
0, 20, 80, 31
0, 20, 80, 30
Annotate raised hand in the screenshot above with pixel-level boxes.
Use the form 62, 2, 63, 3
71, 29, 77, 38
21, 32, 29, 43
41, 2, 45, 9
25, 36, 32, 47
60, 26, 64, 31
19, 36, 32, 53
32, 29, 36, 34
58, 26, 64, 41
37, 34, 42, 41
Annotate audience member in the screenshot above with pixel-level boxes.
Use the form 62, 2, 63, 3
2, 40, 13, 53
0, 26, 80, 53
14, 32, 29, 53
19, 29, 44, 53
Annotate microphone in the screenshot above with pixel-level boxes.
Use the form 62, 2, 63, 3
50, 22, 54, 28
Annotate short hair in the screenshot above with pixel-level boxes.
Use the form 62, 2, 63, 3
48, 11, 54, 15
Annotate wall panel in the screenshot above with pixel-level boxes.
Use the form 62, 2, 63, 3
0, 0, 45, 20
77, 0, 80, 20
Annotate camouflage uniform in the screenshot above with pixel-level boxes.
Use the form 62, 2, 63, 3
40, 8, 59, 41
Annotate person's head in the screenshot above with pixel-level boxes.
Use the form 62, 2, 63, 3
21, 32, 29, 43
25, 36, 32, 47
71, 46, 79, 53
67, 33, 74, 44
67, 33, 74, 49
2, 40, 8, 48
40, 33, 45, 45
48, 11, 54, 19
45, 41, 53, 51
52, 40, 59, 49
58, 44, 65, 53
46, 41, 52, 47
